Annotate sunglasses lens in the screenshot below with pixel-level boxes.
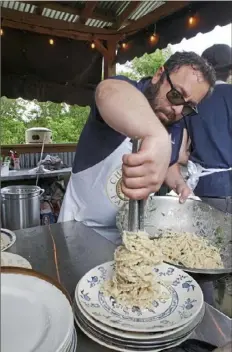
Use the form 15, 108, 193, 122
167, 90, 185, 105
182, 106, 196, 117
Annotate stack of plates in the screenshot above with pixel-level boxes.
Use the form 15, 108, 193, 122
74, 261, 205, 352
1, 267, 77, 352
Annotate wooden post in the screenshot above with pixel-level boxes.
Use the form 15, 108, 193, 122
103, 39, 117, 79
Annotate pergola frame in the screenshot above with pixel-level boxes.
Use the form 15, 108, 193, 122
1, 1, 190, 78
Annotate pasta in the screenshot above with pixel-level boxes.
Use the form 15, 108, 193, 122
103, 231, 167, 308
154, 231, 224, 269
103, 230, 224, 309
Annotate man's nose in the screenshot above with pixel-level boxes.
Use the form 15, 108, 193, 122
172, 105, 184, 118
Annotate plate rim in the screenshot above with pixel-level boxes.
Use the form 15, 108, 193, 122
75, 282, 204, 340
75, 314, 192, 352
1, 228, 16, 252
1, 266, 72, 304
1, 252, 32, 269
74, 295, 205, 344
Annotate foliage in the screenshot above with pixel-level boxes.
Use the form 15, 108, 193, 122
1, 48, 171, 145
0, 97, 89, 145
117, 47, 172, 80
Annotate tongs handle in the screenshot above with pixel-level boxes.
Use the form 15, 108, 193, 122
128, 139, 145, 232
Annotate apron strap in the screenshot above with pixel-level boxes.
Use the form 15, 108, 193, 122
187, 161, 232, 191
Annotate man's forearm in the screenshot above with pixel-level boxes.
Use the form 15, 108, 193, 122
164, 163, 186, 191
95, 79, 169, 140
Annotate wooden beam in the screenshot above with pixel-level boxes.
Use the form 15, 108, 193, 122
114, 1, 141, 30
120, 1, 190, 33
2, 18, 91, 41
24, 1, 116, 24
1, 7, 120, 37
79, 1, 98, 24
94, 39, 108, 58
103, 39, 117, 79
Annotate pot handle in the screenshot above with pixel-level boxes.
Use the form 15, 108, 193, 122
39, 189, 45, 197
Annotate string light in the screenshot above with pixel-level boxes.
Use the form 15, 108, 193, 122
49, 38, 54, 45
189, 16, 194, 25
91, 41, 95, 49
188, 8, 197, 27
149, 24, 158, 44
1, 28, 3, 36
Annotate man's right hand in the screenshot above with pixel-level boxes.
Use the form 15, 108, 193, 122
121, 133, 172, 200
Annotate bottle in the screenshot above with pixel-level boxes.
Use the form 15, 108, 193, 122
14, 151, 20, 171
9, 150, 14, 170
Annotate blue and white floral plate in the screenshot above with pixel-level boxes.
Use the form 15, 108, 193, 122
75, 313, 192, 352
74, 296, 205, 343
77, 261, 204, 332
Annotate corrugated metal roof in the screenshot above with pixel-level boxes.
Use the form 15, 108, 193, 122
1, 1, 167, 29
129, 1, 165, 21
1, 0, 36, 13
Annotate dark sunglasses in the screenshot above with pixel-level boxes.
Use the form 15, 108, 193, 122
165, 70, 198, 117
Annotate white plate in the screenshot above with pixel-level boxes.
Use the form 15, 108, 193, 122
66, 328, 77, 352
74, 297, 205, 344
1, 252, 32, 269
75, 315, 192, 352
78, 261, 203, 332
1, 229, 16, 252
1, 268, 74, 352
75, 311, 194, 350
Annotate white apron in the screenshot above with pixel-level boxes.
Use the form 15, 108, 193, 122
58, 138, 132, 244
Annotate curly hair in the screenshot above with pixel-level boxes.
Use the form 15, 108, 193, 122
163, 51, 216, 88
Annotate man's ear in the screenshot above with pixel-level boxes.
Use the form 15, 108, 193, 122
151, 66, 165, 84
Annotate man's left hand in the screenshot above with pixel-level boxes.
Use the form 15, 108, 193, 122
175, 182, 192, 203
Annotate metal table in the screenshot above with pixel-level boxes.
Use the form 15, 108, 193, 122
1, 167, 72, 182
7, 221, 232, 351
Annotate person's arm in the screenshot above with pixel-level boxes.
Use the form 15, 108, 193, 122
95, 78, 167, 138
164, 163, 191, 203
95, 78, 172, 200
178, 128, 190, 165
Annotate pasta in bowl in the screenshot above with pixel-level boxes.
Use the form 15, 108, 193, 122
116, 196, 232, 274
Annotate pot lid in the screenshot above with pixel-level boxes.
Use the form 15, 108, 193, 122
26, 127, 51, 132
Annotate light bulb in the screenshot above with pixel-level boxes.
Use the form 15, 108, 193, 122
49, 38, 54, 45
122, 42, 127, 49
150, 34, 156, 43
91, 42, 95, 49
1, 29, 3, 36
188, 16, 194, 25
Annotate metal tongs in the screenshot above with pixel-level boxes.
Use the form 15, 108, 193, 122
128, 138, 145, 232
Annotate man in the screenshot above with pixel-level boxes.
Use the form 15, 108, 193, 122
58, 51, 215, 243
170, 44, 232, 213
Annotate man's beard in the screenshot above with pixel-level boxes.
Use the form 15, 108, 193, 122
144, 81, 176, 126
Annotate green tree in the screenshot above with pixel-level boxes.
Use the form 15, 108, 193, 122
0, 97, 89, 145
117, 47, 172, 80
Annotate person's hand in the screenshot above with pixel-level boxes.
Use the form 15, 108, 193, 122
121, 134, 171, 200
175, 181, 192, 203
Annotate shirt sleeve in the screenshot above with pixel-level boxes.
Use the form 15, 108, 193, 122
167, 122, 184, 166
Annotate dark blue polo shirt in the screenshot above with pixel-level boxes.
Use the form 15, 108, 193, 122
185, 83, 232, 197
73, 75, 182, 174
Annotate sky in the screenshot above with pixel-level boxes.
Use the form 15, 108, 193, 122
170, 23, 232, 55
117, 23, 232, 72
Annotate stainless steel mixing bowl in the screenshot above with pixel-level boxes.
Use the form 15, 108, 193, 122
116, 196, 232, 275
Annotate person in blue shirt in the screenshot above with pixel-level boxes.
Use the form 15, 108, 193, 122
171, 44, 232, 214
58, 51, 215, 243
